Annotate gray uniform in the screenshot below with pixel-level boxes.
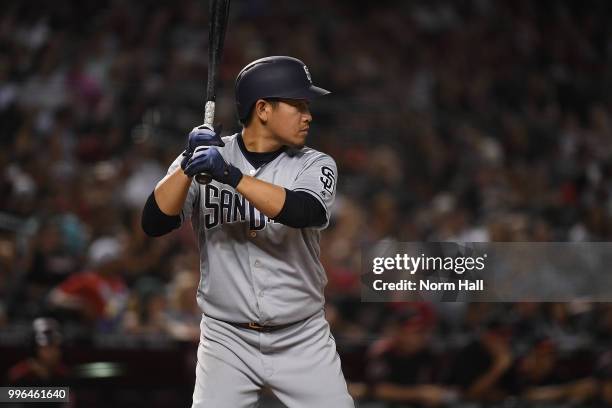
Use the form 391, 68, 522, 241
166, 133, 354, 407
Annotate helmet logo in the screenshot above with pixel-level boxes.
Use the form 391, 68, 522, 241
303, 65, 312, 84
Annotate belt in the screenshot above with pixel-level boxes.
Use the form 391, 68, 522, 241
206, 315, 308, 333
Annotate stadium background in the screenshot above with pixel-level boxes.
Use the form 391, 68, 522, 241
1, 0, 611, 406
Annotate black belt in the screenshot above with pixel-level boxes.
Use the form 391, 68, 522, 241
206, 315, 308, 333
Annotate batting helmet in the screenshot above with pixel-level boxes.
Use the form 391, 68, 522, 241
235, 56, 330, 122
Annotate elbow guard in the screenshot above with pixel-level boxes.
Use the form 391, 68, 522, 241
273, 189, 327, 228
141, 192, 181, 237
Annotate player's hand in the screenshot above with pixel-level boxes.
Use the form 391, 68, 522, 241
183, 147, 243, 188
181, 124, 224, 170
188, 124, 224, 151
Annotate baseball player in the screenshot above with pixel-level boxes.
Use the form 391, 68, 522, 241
142, 56, 354, 408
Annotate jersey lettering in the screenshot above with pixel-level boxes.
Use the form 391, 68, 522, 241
232, 194, 246, 222
204, 185, 220, 228
248, 201, 266, 230
220, 189, 233, 224
204, 184, 269, 230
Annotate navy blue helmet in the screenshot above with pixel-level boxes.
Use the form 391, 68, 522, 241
235, 56, 330, 122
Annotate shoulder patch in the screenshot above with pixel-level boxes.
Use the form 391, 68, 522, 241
320, 166, 336, 196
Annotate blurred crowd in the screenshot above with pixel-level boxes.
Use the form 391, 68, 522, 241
1, 0, 612, 406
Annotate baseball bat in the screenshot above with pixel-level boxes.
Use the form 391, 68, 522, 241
195, 0, 231, 185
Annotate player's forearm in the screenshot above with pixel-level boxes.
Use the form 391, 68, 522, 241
154, 167, 193, 215
235, 175, 286, 218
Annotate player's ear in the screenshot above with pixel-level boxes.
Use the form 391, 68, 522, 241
254, 99, 269, 123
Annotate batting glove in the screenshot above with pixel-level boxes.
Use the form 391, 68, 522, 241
183, 147, 243, 188
181, 124, 224, 170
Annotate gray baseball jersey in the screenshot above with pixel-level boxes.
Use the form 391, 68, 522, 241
166, 133, 337, 325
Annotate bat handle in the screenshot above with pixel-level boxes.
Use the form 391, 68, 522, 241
203, 101, 215, 127
195, 101, 216, 185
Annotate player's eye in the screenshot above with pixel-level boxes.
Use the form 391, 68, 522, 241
294, 101, 310, 112
281, 99, 309, 111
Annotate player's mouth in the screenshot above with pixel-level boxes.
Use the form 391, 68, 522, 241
299, 127, 309, 133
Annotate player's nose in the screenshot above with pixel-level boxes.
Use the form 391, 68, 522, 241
302, 110, 312, 123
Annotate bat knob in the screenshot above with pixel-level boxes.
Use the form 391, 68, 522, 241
195, 173, 213, 185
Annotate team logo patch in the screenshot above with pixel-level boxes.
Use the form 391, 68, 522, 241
320, 166, 335, 197
303, 65, 312, 84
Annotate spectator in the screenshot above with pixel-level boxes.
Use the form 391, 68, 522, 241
164, 270, 201, 342
504, 337, 598, 405
363, 304, 459, 407
48, 236, 129, 332
446, 319, 513, 403
7, 317, 70, 386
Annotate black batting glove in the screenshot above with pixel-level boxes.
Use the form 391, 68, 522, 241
181, 124, 224, 170
183, 147, 243, 188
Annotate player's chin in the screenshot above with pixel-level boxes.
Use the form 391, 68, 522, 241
289, 133, 307, 149
288, 141, 305, 149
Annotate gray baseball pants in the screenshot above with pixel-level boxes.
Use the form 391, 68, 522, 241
191, 310, 355, 408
